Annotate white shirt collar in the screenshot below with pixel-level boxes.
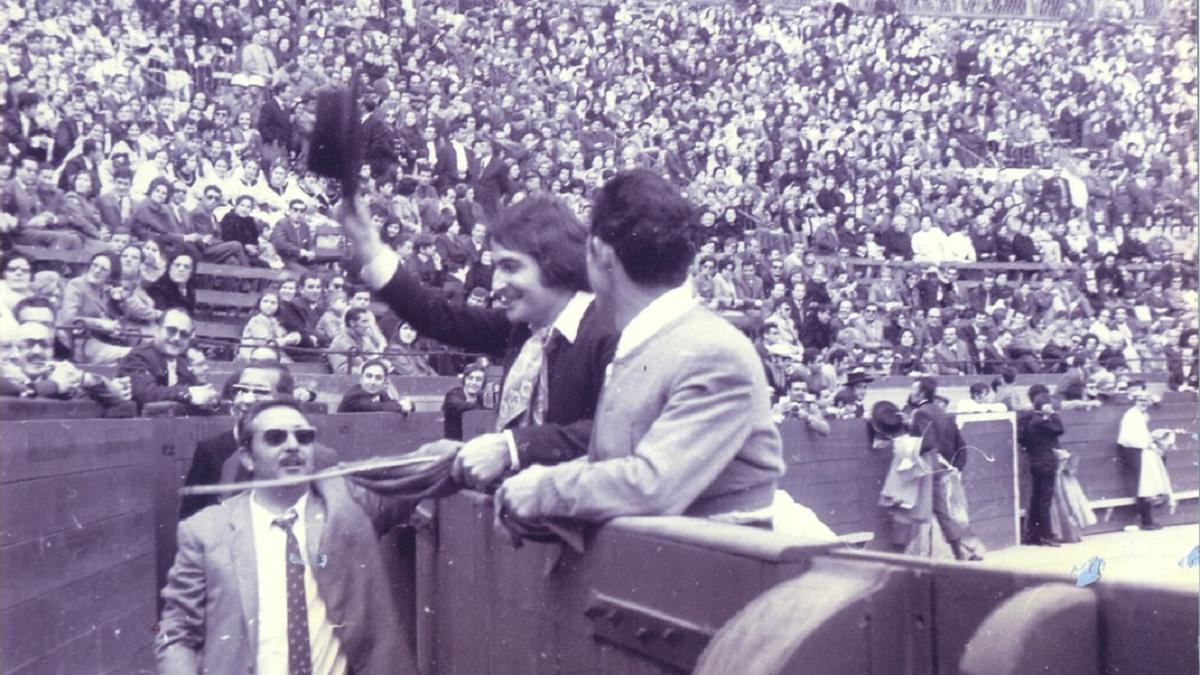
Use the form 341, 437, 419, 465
549, 291, 593, 345
250, 490, 309, 524
614, 283, 698, 360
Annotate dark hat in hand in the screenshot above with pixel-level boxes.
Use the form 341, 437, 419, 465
308, 86, 362, 198
869, 401, 906, 438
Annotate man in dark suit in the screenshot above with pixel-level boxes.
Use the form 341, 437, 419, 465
337, 359, 416, 414
435, 127, 473, 190
271, 199, 320, 270
471, 140, 511, 217
359, 102, 400, 179
256, 82, 292, 158
118, 308, 220, 412
97, 168, 136, 232
906, 376, 985, 561
157, 400, 420, 674
5, 155, 82, 249
57, 138, 103, 193
339, 193, 617, 487
179, 362, 296, 520
278, 273, 328, 360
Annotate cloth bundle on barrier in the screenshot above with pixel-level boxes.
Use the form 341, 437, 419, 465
1049, 452, 1098, 543
876, 436, 936, 551
1138, 429, 1178, 507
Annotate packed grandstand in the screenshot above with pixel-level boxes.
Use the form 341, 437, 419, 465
1, 0, 1197, 412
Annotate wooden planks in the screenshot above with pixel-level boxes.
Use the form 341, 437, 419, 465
1, 419, 158, 675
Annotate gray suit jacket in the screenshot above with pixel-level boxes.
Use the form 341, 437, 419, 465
156, 479, 416, 674
529, 304, 785, 521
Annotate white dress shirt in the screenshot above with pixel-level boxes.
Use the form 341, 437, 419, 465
249, 491, 347, 675
1117, 407, 1151, 450
614, 282, 698, 361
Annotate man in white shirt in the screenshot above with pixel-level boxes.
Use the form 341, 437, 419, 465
910, 216, 950, 262
1116, 390, 1163, 530
157, 400, 421, 674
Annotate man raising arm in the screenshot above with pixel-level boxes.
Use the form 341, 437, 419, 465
337, 194, 617, 487
497, 170, 785, 523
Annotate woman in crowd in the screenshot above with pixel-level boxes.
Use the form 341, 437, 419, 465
130, 178, 180, 245
140, 238, 168, 286
59, 173, 109, 250
385, 321, 439, 377
238, 289, 299, 361
146, 252, 197, 314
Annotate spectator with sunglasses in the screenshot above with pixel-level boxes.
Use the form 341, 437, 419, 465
159, 399, 421, 674
7, 318, 133, 409
180, 361, 303, 520
118, 307, 219, 413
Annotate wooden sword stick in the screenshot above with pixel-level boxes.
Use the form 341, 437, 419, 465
178, 455, 443, 495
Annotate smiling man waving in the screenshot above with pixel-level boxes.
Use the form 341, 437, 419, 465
338, 194, 617, 486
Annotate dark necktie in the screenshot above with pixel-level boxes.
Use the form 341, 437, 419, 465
274, 510, 312, 675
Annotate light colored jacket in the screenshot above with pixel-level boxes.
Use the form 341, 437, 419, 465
156, 480, 416, 674
529, 305, 785, 521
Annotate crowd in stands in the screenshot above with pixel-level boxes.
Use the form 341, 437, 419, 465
0, 0, 1197, 414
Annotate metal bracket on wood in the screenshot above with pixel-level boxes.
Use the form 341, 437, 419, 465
584, 593, 713, 673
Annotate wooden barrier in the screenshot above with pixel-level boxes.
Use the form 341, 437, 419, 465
1015, 398, 1200, 533
469, 410, 1021, 551
0, 419, 158, 674
421, 492, 1197, 675
1, 402, 1192, 673
422, 492, 827, 674
776, 413, 1019, 551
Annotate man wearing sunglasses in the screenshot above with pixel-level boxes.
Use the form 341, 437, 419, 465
118, 307, 220, 413
159, 400, 419, 674
6, 320, 133, 408
179, 361, 299, 520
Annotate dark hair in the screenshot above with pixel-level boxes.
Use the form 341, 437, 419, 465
487, 194, 589, 292
14, 295, 57, 321
590, 169, 695, 287
147, 177, 173, 198
3, 253, 30, 272
166, 251, 195, 277
999, 366, 1017, 384
88, 251, 121, 283
299, 273, 323, 288
1027, 383, 1050, 402
361, 358, 389, 375
236, 398, 304, 449
344, 306, 370, 328
915, 375, 938, 400
969, 382, 990, 399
